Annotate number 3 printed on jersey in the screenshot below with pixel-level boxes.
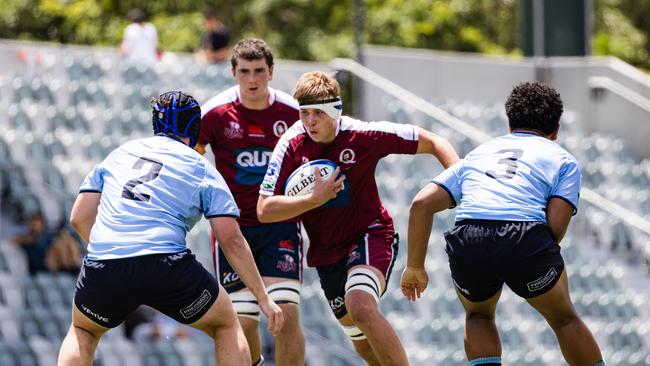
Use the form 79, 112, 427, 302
122, 157, 163, 202
485, 149, 523, 180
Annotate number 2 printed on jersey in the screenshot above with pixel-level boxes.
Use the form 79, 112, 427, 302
121, 157, 163, 202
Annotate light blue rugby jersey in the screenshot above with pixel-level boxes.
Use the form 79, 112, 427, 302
80, 135, 240, 260
434, 132, 581, 223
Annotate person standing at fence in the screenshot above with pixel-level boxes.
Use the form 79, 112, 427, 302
120, 8, 158, 65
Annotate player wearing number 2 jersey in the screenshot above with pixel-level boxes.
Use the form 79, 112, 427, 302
401, 82, 604, 366
57, 91, 283, 366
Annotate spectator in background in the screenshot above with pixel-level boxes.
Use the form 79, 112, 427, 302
120, 8, 158, 65
9, 211, 56, 274
45, 226, 83, 275
196, 8, 231, 64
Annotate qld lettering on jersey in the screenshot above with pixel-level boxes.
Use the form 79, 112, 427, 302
234, 147, 273, 185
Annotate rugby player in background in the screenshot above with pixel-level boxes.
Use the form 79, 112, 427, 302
197, 38, 304, 366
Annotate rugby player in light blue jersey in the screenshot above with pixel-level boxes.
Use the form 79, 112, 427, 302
401, 82, 604, 366
57, 91, 283, 366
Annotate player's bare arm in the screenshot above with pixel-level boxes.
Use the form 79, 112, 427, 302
69, 192, 101, 243
257, 167, 345, 223
545, 197, 574, 243
415, 127, 460, 168
194, 142, 207, 155
209, 216, 284, 335
401, 183, 453, 301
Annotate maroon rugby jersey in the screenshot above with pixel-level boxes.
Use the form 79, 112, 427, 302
259, 116, 419, 266
200, 86, 300, 226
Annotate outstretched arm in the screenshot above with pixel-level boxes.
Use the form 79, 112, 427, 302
195, 142, 207, 155
209, 216, 284, 335
415, 127, 459, 168
401, 183, 453, 301
69, 192, 101, 243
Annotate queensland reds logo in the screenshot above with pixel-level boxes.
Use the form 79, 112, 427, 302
276, 254, 297, 272
339, 148, 356, 164
224, 121, 243, 139
273, 120, 288, 137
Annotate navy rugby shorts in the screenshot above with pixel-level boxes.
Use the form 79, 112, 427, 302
316, 224, 399, 319
74, 249, 219, 328
215, 222, 302, 293
444, 219, 564, 302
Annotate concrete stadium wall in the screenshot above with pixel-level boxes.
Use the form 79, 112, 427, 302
360, 46, 650, 159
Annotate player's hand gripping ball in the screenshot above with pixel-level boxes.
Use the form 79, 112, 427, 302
284, 159, 342, 196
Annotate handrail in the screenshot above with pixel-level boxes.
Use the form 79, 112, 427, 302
331, 58, 650, 237
330, 58, 492, 144
588, 76, 650, 113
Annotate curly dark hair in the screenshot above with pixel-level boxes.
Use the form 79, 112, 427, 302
231, 38, 274, 68
505, 82, 563, 135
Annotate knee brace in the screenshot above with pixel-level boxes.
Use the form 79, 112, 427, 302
344, 268, 382, 303
267, 281, 301, 305
229, 291, 260, 321
342, 324, 366, 341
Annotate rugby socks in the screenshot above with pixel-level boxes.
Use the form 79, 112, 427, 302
469, 356, 501, 365
252, 355, 265, 366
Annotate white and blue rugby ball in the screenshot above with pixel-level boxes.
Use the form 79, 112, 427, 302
284, 159, 339, 197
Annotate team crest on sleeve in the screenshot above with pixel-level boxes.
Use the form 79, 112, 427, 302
225, 121, 243, 139
261, 161, 279, 190
273, 120, 288, 137
339, 148, 356, 164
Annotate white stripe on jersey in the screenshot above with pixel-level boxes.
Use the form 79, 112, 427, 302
339, 116, 418, 141
201, 86, 238, 118
273, 88, 300, 110
201, 86, 299, 118
259, 122, 306, 195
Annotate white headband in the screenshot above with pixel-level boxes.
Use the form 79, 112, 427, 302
299, 97, 343, 120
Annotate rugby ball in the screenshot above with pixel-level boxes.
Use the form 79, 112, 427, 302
284, 159, 339, 196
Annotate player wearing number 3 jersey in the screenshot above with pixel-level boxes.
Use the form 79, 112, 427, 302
401, 82, 605, 366
57, 91, 283, 366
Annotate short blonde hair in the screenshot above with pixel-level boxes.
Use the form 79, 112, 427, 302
293, 71, 340, 105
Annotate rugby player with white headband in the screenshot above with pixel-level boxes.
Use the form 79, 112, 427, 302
258, 71, 459, 365
298, 97, 343, 120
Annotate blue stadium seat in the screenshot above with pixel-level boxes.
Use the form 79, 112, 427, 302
0, 341, 18, 366
8, 105, 33, 132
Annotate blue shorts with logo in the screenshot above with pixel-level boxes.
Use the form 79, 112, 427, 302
74, 249, 219, 328
215, 222, 302, 293
444, 219, 565, 302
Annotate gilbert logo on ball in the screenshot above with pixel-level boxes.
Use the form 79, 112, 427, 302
284, 159, 339, 197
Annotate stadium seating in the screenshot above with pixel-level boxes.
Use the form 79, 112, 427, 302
1, 43, 649, 365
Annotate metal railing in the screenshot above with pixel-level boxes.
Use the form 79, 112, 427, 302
588, 76, 650, 114
331, 57, 650, 237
